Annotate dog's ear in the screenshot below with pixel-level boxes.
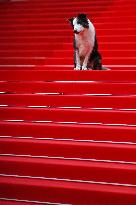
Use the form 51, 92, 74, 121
67, 17, 74, 26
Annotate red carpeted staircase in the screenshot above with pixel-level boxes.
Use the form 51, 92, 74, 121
0, 0, 136, 204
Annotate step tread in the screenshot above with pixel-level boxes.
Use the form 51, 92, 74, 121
0, 94, 136, 109
0, 70, 136, 82
0, 175, 136, 194
0, 155, 135, 170
0, 200, 42, 205
0, 137, 136, 163
0, 107, 136, 125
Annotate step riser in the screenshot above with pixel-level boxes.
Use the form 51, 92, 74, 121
0, 70, 136, 82
1, 138, 136, 162
0, 43, 136, 51
45, 59, 136, 66
0, 3, 133, 10
0, 157, 136, 185
0, 94, 136, 109
1, 29, 135, 36
0, 122, 136, 143
1, 16, 136, 23
1, 9, 136, 16
0, 50, 135, 58
0, 10, 134, 18
0, 23, 135, 30
1, 82, 136, 95
1, 67, 135, 71
1, 18, 136, 24
0, 0, 133, 7
0, 107, 136, 125
1, 176, 136, 205
1, 36, 136, 43
0, 11, 135, 19
0, 58, 136, 65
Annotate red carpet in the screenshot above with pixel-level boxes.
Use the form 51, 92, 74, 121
0, 0, 136, 204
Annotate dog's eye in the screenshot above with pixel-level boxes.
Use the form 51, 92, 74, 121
84, 23, 89, 28
77, 21, 81, 24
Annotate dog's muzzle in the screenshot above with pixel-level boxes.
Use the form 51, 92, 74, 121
74, 30, 80, 34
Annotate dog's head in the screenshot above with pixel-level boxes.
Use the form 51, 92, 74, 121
68, 13, 89, 34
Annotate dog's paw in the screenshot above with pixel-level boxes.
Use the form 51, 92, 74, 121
74, 66, 81, 70
82, 66, 88, 70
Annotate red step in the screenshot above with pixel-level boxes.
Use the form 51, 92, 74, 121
0, 70, 136, 82
0, 138, 136, 162
0, 155, 136, 185
1, 35, 136, 44
1, 15, 136, 24
0, 7, 136, 16
0, 65, 136, 70
0, 94, 136, 109
0, 11, 135, 20
42, 57, 136, 66
0, 175, 136, 205
1, 22, 135, 31
0, 49, 135, 59
0, 107, 136, 125
0, 14, 136, 25
0, 122, 136, 143
0, 198, 39, 205
0, 57, 136, 66
1, 81, 136, 95
0, 1, 133, 10
1, 29, 135, 37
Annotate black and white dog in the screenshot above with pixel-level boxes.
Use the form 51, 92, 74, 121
68, 14, 102, 70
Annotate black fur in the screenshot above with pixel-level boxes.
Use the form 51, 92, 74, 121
77, 14, 89, 28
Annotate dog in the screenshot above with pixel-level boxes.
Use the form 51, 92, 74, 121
68, 13, 102, 70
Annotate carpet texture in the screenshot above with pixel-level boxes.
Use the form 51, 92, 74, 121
0, 0, 136, 204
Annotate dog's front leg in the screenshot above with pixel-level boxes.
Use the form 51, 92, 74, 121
82, 52, 91, 70
74, 50, 81, 70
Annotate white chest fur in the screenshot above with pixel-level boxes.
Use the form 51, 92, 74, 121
75, 21, 95, 57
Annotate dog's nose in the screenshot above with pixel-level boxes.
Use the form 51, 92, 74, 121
74, 30, 79, 34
